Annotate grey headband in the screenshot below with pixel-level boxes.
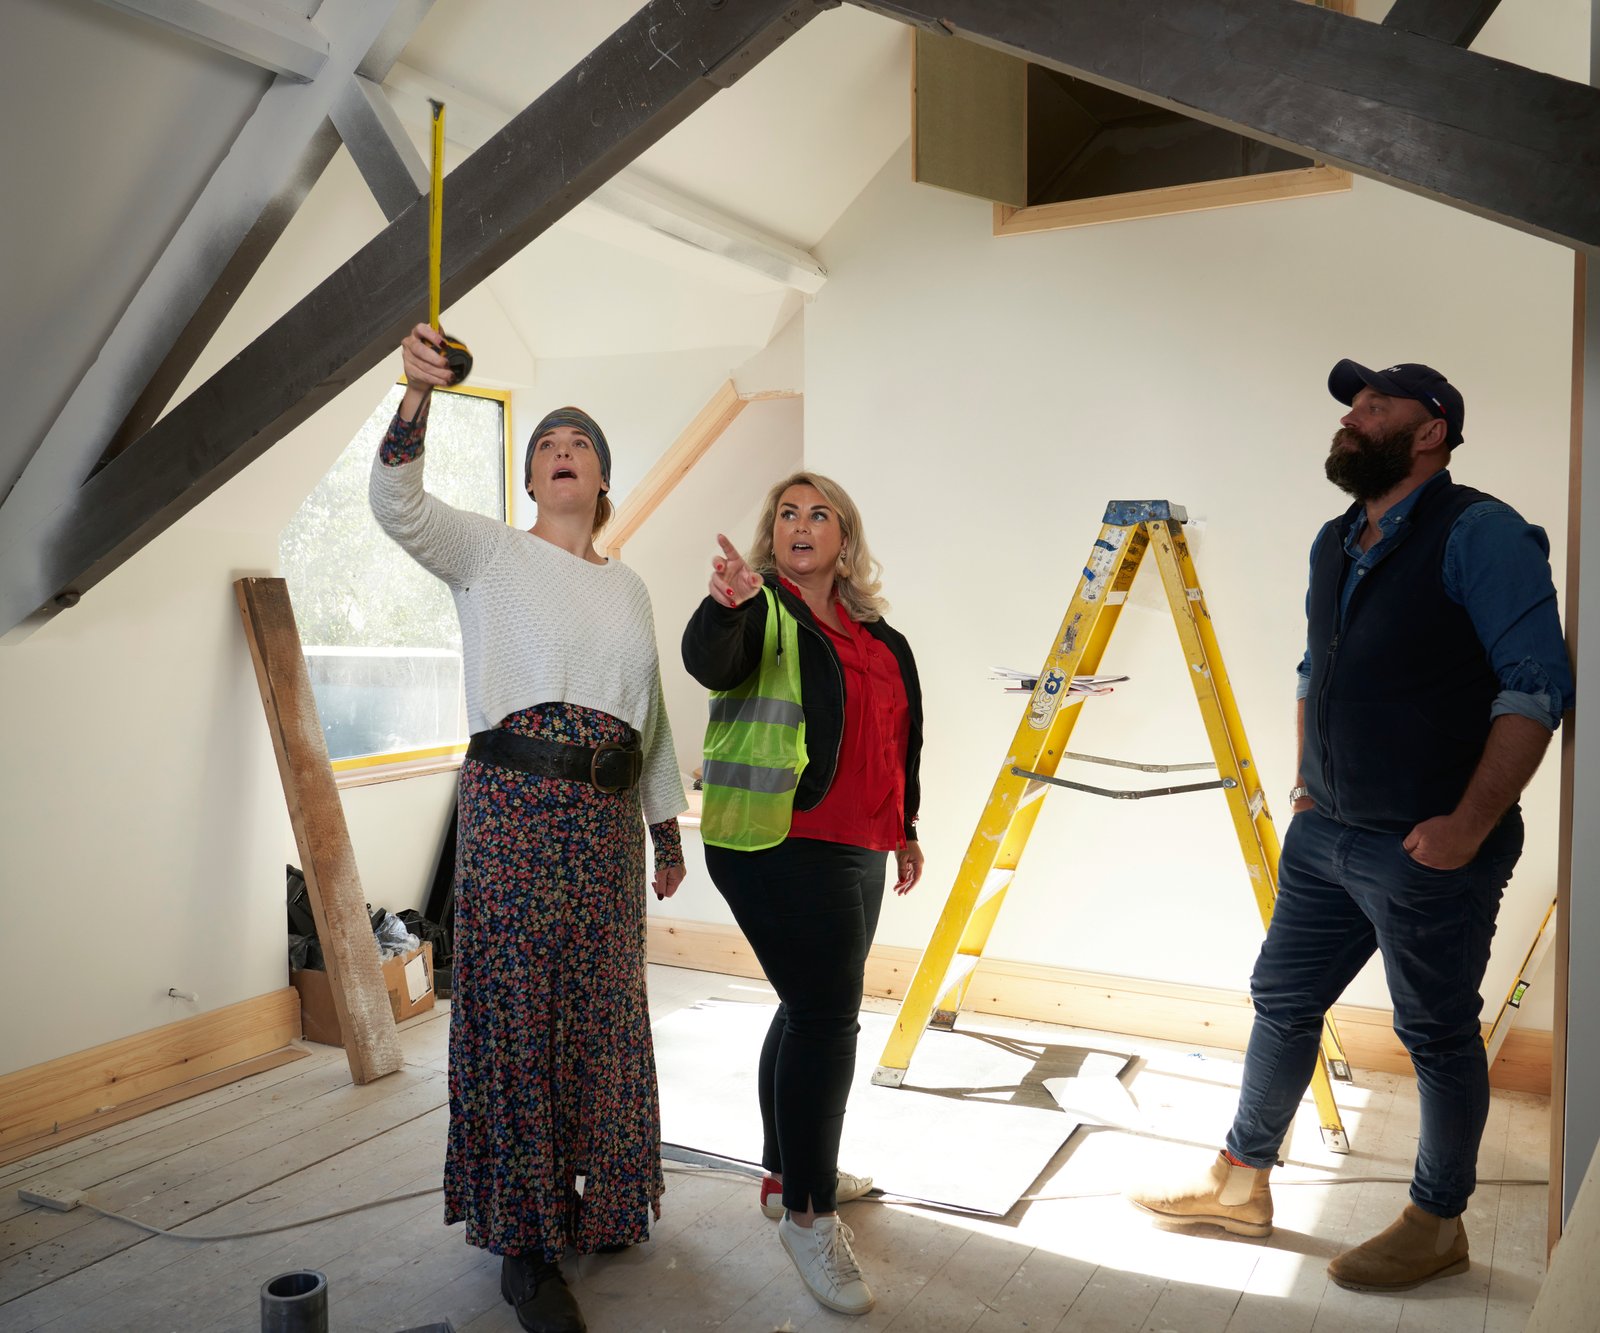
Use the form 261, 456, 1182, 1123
525, 406, 611, 488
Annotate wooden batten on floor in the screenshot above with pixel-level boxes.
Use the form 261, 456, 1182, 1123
0, 988, 304, 1165
647, 919, 1553, 1095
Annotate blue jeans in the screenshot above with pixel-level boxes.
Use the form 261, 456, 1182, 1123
1225, 807, 1523, 1217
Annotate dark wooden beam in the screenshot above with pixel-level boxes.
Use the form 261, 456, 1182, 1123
855, 0, 1600, 251
1382, 0, 1502, 47
0, 0, 835, 635
96, 122, 344, 469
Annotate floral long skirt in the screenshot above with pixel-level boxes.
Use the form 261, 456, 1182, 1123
444, 702, 663, 1258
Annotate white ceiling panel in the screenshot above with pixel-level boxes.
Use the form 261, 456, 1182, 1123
489, 224, 800, 359
392, 1, 910, 250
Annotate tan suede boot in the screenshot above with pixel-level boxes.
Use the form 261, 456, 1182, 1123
1126, 1150, 1274, 1238
1326, 1204, 1470, 1292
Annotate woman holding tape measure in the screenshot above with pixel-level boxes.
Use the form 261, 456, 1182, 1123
372, 325, 686, 1333
681, 472, 925, 1317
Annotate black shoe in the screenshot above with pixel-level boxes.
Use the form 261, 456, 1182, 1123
500, 1254, 586, 1333
594, 1241, 630, 1255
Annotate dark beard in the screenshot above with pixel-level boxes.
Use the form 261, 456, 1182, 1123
1324, 420, 1418, 501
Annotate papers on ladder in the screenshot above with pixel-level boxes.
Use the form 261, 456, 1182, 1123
991, 667, 1128, 697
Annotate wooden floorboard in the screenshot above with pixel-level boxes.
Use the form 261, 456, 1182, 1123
0, 967, 1550, 1332
0, 1067, 448, 1319
0, 1046, 335, 1219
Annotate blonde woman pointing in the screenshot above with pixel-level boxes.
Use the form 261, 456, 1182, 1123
681, 472, 925, 1316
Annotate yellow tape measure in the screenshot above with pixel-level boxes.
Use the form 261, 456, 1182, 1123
427, 100, 473, 385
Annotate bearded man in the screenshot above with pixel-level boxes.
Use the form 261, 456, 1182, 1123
1127, 361, 1574, 1292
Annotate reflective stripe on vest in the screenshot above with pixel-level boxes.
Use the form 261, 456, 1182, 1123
699, 586, 808, 851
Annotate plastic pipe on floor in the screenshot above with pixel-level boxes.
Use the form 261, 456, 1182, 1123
261, 1269, 328, 1333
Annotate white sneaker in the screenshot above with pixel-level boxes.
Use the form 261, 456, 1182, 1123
760, 1169, 874, 1220
778, 1212, 875, 1315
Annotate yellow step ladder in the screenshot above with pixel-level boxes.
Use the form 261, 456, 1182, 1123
872, 500, 1354, 1153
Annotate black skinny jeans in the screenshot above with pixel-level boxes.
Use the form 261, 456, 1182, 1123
705, 837, 888, 1215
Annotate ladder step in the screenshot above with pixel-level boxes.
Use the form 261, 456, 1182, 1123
931, 953, 981, 1029
940, 954, 980, 994
977, 868, 1014, 909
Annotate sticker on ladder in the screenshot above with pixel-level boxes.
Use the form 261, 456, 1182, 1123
1057, 613, 1082, 659
1027, 667, 1068, 730
1079, 532, 1125, 603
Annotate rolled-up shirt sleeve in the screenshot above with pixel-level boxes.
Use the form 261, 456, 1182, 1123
1444, 502, 1575, 731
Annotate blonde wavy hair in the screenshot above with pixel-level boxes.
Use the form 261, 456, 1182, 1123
749, 471, 888, 622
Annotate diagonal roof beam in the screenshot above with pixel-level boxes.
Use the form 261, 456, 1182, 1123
100, 0, 432, 469
331, 74, 431, 223
0, 0, 432, 543
1382, 0, 1503, 47
93, 0, 329, 81
0, 0, 837, 637
854, 0, 1600, 254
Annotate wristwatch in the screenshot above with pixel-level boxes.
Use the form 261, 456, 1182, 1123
1289, 784, 1311, 803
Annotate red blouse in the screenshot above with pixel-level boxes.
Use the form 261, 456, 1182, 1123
785, 582, 911, 852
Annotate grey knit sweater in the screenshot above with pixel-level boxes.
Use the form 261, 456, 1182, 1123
369, 448, 686, 826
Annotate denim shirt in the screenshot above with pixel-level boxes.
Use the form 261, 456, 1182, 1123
1294, 471, 1574, 730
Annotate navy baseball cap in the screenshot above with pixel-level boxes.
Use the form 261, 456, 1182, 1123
1328, 359, 1465, 447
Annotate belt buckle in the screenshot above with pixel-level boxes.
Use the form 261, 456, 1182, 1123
590, 741, 626, 794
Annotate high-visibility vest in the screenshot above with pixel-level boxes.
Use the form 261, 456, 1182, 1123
700, 586, 808, 851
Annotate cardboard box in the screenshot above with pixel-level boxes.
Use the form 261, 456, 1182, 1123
291, 941, 434, 1047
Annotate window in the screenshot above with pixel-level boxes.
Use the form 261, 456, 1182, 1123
278, 383, 512, 778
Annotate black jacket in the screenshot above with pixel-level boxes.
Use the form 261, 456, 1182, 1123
1303, 481, 1499, 833
681, 576, 923, 842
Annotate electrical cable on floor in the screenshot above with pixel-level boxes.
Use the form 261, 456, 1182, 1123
73, 1188, 443, 1242
44, 1160, 753, 1243
38, 1146, 1552, 1242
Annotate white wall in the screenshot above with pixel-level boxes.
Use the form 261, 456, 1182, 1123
0, 347, 443, 1074
799, 140, 1575, 1023
0, 521, 287, 1073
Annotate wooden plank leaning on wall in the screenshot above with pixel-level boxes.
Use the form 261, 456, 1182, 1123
236, 577, 403, 1086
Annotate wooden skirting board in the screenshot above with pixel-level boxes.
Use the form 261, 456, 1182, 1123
0, 988, 305, 1166
647, 919, 1552, 1096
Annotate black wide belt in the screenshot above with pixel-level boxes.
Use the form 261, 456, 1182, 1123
466, 729, 643, 794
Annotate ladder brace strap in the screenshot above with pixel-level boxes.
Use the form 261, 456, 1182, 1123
1011, 766, 1237, 800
